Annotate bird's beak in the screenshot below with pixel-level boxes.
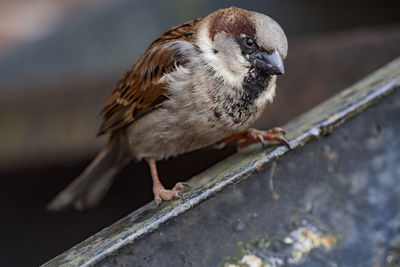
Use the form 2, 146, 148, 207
254, 51, 284, 75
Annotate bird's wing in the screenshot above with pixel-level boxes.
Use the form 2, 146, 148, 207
98, 18, 201, 135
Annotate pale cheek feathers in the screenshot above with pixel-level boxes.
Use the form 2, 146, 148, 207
196, 25, 250, 88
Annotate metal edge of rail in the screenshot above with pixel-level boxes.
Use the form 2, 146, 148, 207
42, 57, 400, 267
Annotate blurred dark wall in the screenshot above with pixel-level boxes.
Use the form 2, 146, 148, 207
2, 0, 400, 94
1, 1, 400, 266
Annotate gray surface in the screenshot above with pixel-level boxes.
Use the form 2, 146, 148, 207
43, 58, 400, 266
102, 85, 400, 267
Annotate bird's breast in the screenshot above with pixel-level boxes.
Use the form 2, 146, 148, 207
125, 64, 276, 160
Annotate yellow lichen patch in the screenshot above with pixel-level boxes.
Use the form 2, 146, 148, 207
225, 254, 283, 267
225, 254, 264, 267
240, 254, 264, 267
286, 226, 337, 264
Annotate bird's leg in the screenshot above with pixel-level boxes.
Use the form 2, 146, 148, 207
146, 158, 191, 206
222, 127, 291, 150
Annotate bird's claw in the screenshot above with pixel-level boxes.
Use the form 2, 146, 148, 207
238, 128, 291, 150
153, 182, 191, 206
172, 182, 191, 191
267, 127, 286, 135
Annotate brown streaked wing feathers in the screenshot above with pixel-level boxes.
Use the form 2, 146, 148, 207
98, 18, 202, 135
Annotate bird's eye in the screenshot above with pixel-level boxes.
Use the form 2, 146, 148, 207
245, 37, 255, 48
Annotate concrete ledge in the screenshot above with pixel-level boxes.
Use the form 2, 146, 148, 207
43, 57, 400, 266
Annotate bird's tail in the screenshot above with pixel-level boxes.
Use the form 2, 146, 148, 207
47, 133, 131, 211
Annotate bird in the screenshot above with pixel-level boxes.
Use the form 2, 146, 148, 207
47, 6, 289, 211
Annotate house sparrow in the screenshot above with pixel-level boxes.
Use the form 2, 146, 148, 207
48, 6, 289, 211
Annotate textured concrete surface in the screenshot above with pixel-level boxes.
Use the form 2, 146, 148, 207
43, 58, 400, 266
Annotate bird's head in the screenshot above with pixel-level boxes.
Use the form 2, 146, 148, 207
197, 7, 287, 89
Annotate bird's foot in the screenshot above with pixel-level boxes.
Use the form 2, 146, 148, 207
153, 182, 191, 206
237, 127, 291, 150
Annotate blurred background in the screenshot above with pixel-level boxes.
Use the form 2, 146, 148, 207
1, 0, 400, 266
